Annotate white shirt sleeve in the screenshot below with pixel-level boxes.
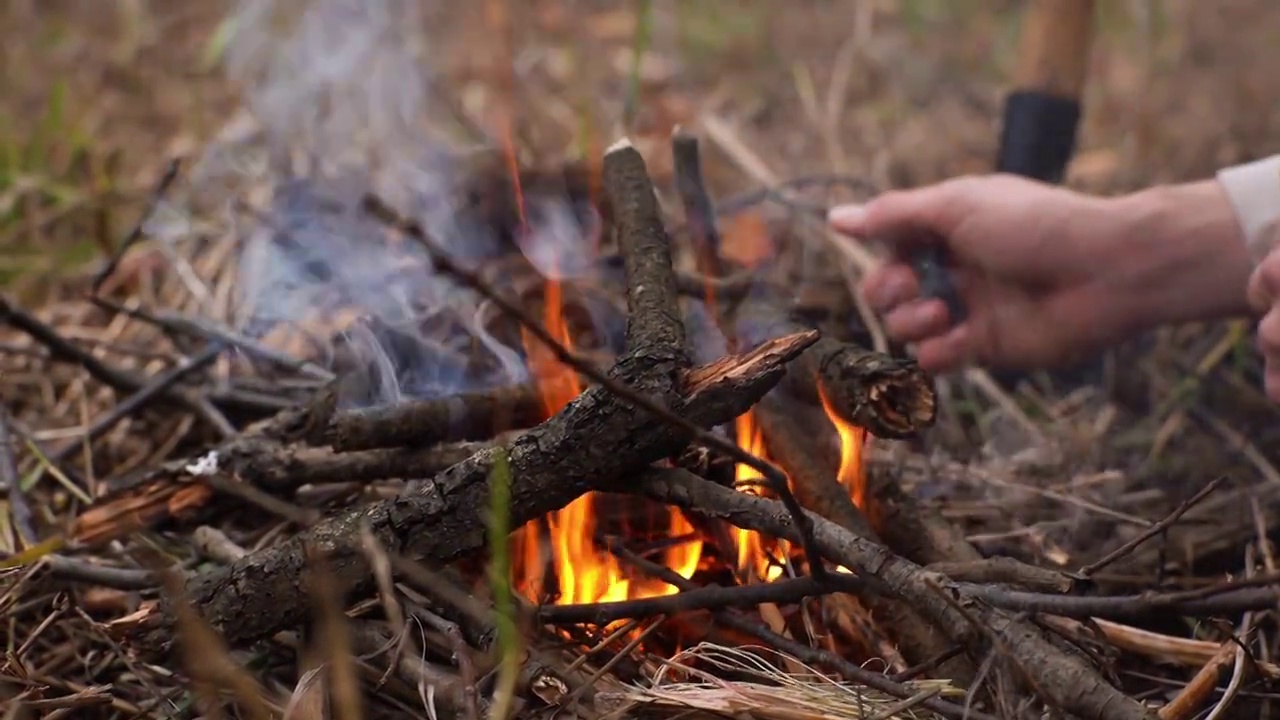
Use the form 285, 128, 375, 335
1216, 155, 1280, 262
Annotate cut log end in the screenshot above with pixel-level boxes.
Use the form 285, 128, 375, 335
820, 349, 937, 440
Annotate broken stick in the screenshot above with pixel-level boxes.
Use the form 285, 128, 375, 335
113, 139, 819, 659
736, 296, 937, 438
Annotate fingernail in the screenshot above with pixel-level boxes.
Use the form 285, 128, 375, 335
827, 204, 866, 228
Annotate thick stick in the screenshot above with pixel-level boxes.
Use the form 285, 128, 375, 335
636, 469, 1158, 720
111, 140, 815, 659
733, 295, 936, 439
756, 397, 874, 538
241, 437, 517, 489
606, 140, 688, 361
316, 383, 552, 451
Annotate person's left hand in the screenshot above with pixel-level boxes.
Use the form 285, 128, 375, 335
1248, 247, 1280, 402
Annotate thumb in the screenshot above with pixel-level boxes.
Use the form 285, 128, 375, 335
827, 204, 869, 236
863, 180, 970, 238
830, 178, 973, 253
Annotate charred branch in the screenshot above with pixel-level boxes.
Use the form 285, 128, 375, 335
736, 295, 937, 438
756, 397, 875, 539
240, 436, 518, 490
867, 464, 985, 567
603, 140, 688, 361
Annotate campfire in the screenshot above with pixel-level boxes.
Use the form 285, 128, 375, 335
10, 3, 1280, 720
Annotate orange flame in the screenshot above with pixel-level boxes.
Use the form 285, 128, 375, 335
731, 411, 787, 583
817, 384, 868, 510
514, 276, 702, 606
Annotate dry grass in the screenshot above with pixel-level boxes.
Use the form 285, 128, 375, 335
5, 1, 1280, 718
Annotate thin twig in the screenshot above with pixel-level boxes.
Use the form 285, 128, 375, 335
91, 296, 333, 380
43, 556, 157, 590
0, 404, 35, 545
1081, 476, 1229, 577
91, 157, 182, 295
537, 573, 864, 625
48, 343, 231, 464
957, 576, 1280, 619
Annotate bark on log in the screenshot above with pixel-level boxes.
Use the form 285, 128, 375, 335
315, 382, 553, 452
110, 140, 818, 661
240, 436, 518, 489
636, 468, 1158, 720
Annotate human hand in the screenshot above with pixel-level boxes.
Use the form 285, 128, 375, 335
1248, 248, 1280, 402
828, 174, 1122, 374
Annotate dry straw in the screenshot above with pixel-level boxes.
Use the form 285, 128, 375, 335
603, 641, 957, 720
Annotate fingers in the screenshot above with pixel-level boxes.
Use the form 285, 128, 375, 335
1258, 308, 1280, 403
828, 177, 973, 250
861, 264, 920, 311
882, 299, 951, 344
828, 204, 869, 237
913, 324, 973, 374
1248, 255, 1280, 314
1250, 256, 1280, 403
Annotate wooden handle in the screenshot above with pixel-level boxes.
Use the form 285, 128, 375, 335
1013, 0, 1096, 99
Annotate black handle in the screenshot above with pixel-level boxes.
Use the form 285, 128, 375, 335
910, 243, 966, 326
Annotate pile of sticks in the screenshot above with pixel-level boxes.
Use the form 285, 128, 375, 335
9, 132, 1278, 720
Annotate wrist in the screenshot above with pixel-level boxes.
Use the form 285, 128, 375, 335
1094, 179, 1254, 333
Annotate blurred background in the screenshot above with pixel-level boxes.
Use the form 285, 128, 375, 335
3, 0, 1280, 299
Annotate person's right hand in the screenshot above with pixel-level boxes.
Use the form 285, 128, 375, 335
828, 174, 1122, 374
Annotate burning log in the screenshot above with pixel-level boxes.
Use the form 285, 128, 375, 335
755, 398, 874, 539
634, 468, 1159, 720
755, 396, 979, 685
739, 296, 937, 439
112, 139, 820, 660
